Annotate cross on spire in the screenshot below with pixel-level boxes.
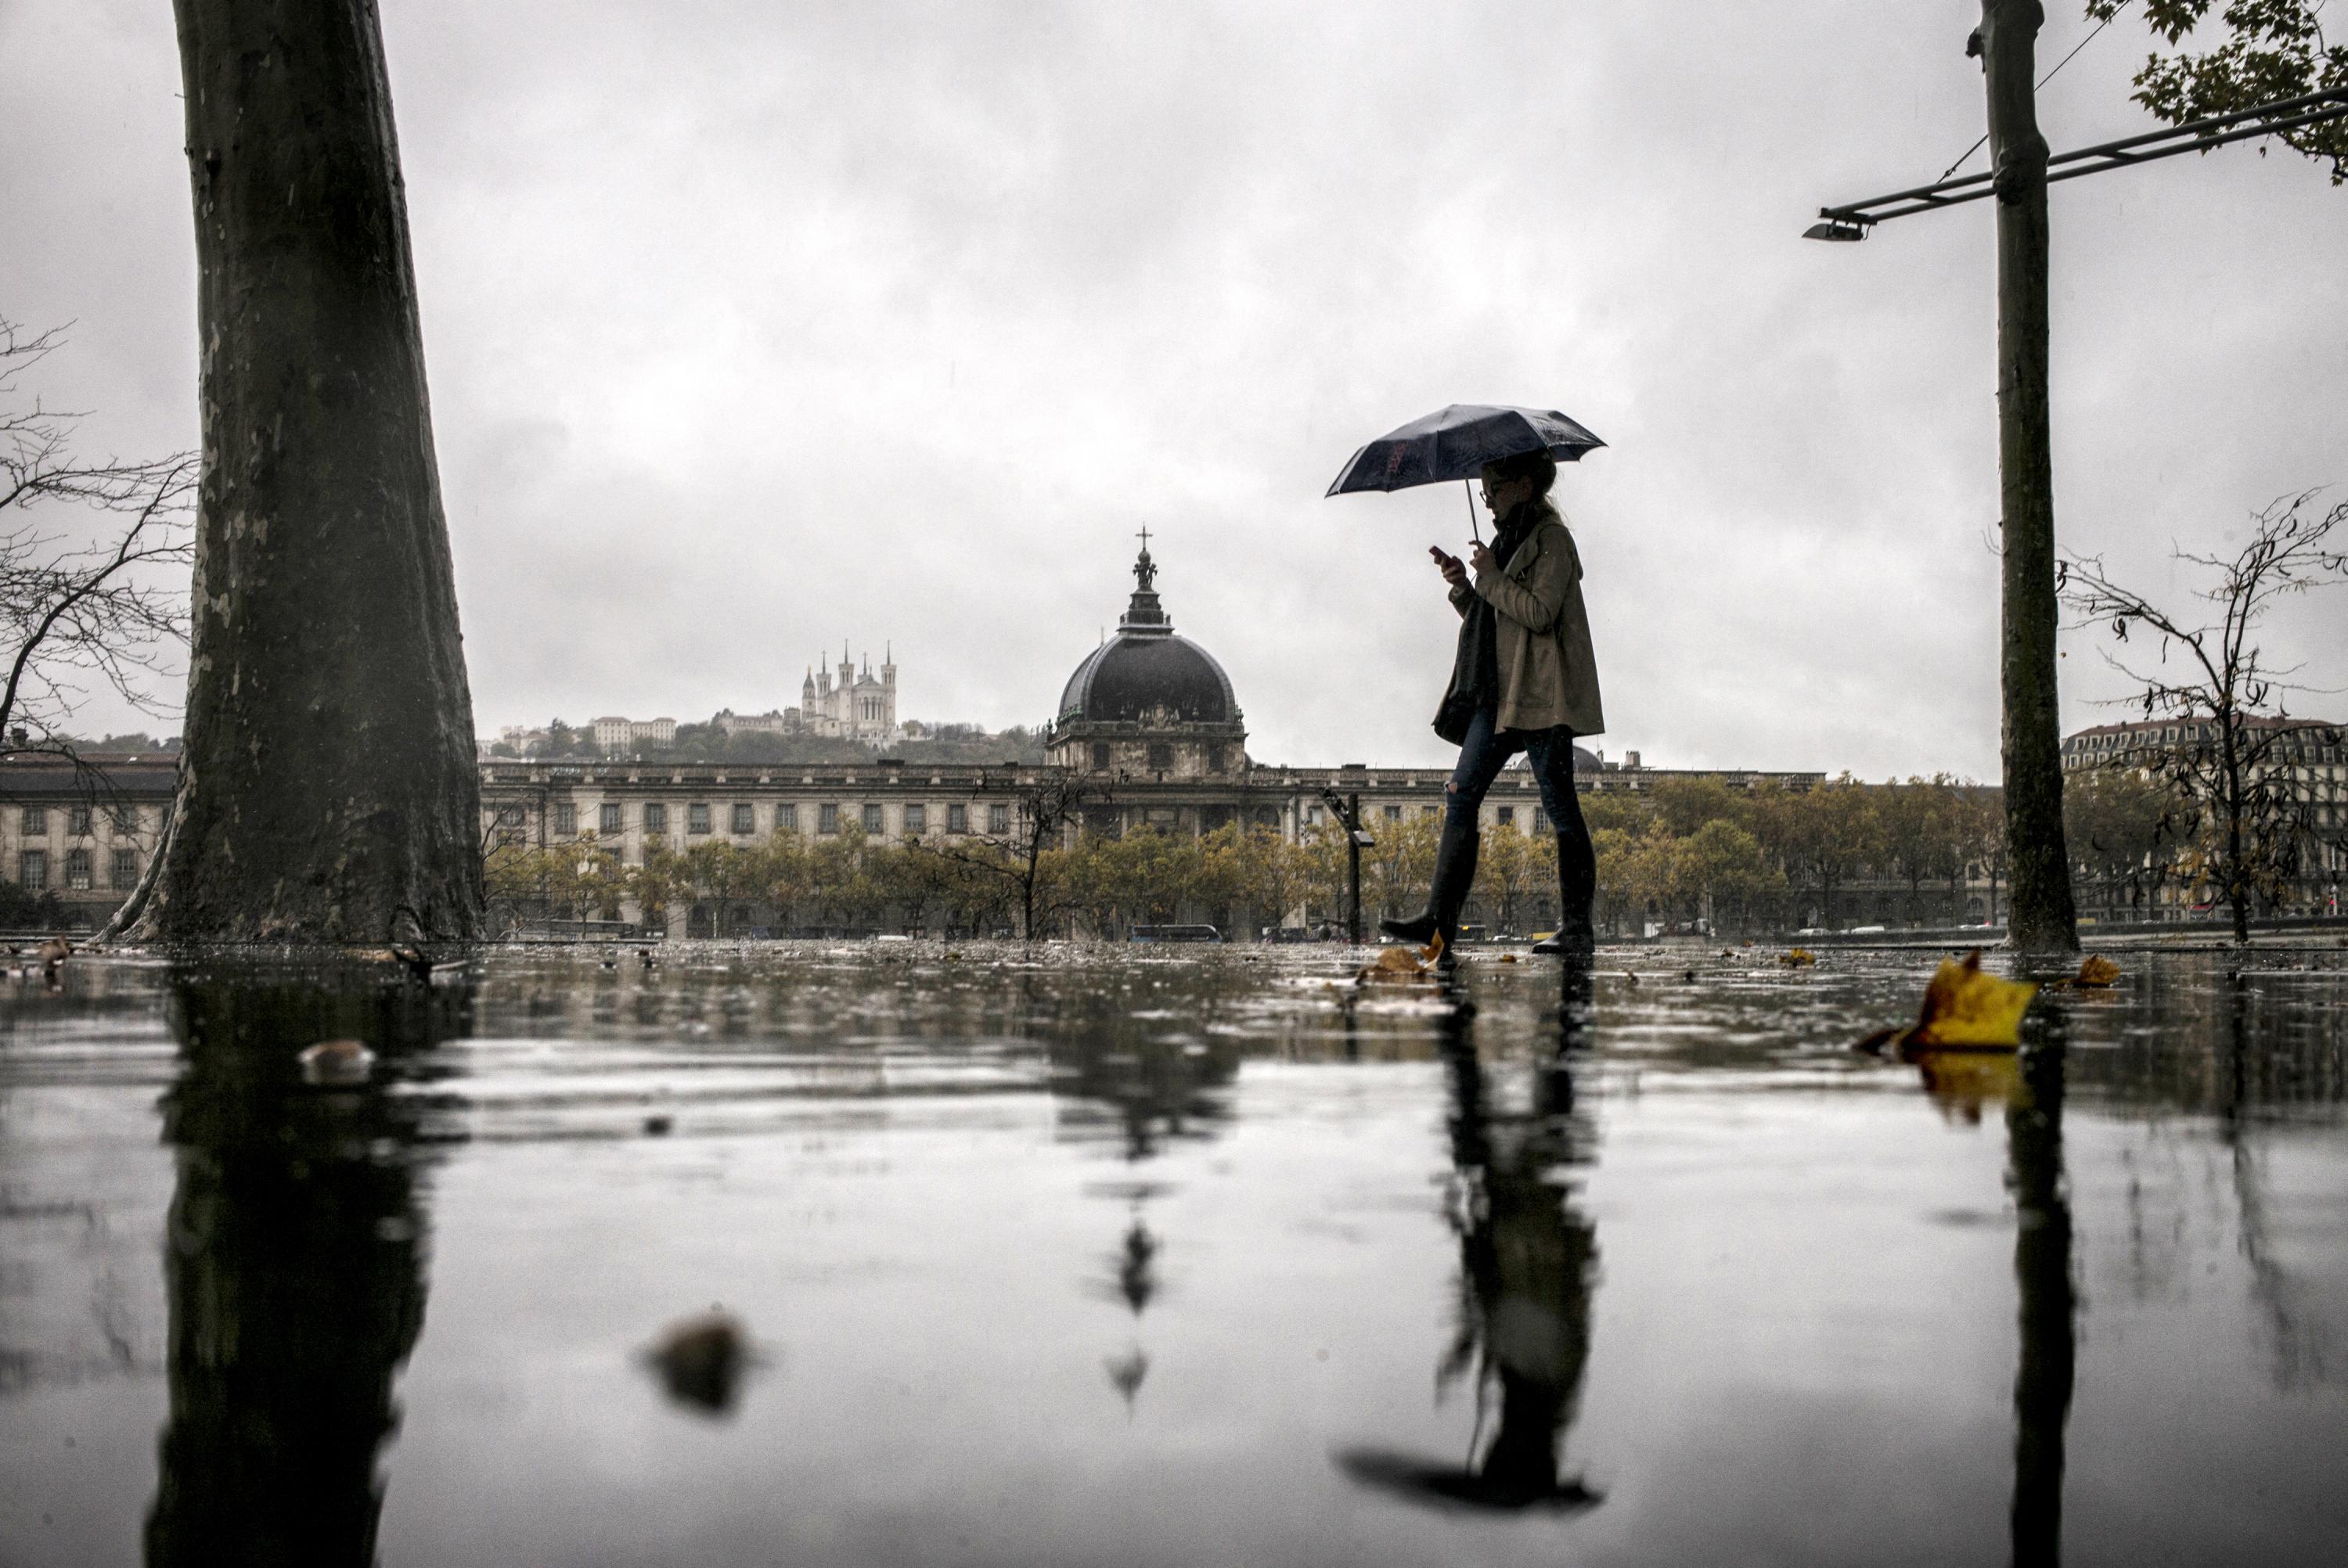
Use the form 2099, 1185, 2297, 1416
1133, 527, 1158, 593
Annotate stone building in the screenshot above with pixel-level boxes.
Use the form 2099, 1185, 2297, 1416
0, 752, 175, 930
590, 715, 678, 753
2062, 714, 2346, 918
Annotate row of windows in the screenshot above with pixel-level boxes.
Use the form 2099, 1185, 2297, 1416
15, 847, 139, 891
500, 800, 1019, 839
13, 805, 142, 836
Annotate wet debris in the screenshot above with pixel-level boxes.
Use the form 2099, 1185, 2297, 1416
1356, 946, 1434, 984
1779, 948, 1817, 968
646, 1310, 751, 1415
36, 937, 70, 986
2047, 955, 2121, 991
643, 1114, 674, 1136
297, 1038, 376, 1085
1855, 951, 2038, 1058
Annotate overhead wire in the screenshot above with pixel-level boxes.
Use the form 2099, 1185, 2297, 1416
1938, 1, 2134, 182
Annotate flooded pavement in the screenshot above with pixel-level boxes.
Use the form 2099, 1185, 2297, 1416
2, 942, 2344, 1568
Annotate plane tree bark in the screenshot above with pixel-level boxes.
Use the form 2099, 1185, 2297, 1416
135, 0, 483, 942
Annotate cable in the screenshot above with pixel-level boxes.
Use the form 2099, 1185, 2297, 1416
1939, 2, 2132, 181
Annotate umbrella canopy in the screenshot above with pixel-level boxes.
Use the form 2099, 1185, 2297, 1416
1325, 405, 1604, 497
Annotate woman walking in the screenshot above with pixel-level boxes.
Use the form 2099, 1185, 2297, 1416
1380, 448, 1602, 959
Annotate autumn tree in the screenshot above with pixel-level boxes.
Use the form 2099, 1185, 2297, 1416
2, 318, 196, 764
139, 0, 483, 942
2091, 1, 2348, 180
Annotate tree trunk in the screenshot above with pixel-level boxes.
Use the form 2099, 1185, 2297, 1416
140, 0, 482, 943
1981, 1, 2079, 955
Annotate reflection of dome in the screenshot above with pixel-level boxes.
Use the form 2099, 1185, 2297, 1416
1056, 540, 1241, 728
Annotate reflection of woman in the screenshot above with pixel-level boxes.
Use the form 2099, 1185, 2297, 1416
1338, 969, 1601, 1509
146, 979, 445, 1568
1382, 449, 1604, 959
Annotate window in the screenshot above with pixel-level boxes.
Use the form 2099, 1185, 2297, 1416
110, 805, 139, 833
862, 804, 884, 834
1091, 742, 1111, 769
495, 805, 525, 829
687, 803, 712, 835
776, 803, 798, 831
818, 803, 839, 834
1208, 745, 1226, 772
731, 803, 755, 834
600, 802, 624, 834
110, 848, 138, 889
20, 806, 45, 834
1383, 805, 1402, 822
20, 850, 46, 888
904, 804, 926, 834
65, 848, 93, 890
1496, 807, 1515, 826
947, 804, 967, 834
988, 804, 1010, 834
1422, 804, 1439, 817
1147, 743, 1173, 771
553, 800, 578, 836
67, 805, 92, 835
643, 803, 667, 833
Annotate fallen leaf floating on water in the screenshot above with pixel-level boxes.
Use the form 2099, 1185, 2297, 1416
646, 1311, 750, 1415
1357, 946, 1431, 984
297, 1038, 375, 1085
1780, 948, 1817, 968
2048, 955, 2122, 991
1855, 951, 2039, 1057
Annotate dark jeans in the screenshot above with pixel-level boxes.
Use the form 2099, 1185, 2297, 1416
1447, 707, 1596, 928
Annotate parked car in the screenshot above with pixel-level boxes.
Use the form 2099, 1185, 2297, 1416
1131, 924, 1221, 944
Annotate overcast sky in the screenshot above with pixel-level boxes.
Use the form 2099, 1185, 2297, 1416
4, 1, 2343, 775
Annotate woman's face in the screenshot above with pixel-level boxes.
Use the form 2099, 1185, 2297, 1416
1480, 470, 1535, 515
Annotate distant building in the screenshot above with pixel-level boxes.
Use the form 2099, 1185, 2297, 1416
796, 646, 898, 742
0, 752, 175, 929
2063, 714, 2346, 918
591, 716, 678, 753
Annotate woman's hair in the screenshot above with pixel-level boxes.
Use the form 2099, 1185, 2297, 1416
1484, 448, 1558, 496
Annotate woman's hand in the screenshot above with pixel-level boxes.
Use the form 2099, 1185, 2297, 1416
1431, 545, 1468, 588
1468, 541, 1496, 577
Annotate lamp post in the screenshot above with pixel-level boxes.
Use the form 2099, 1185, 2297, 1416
1806, 6, 2348, 955
1319, 787, 1374, 945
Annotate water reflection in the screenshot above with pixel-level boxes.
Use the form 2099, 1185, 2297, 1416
1338, 964, 1603, 1511
2008, 1005, 2076, 1568
144, 972, 464, 1568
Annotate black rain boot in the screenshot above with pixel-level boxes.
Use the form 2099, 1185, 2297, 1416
1382, 811, 1480, 962
1533, 830, 1597, 957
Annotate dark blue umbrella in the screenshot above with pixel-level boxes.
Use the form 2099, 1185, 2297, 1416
1325, 405, 1604, 498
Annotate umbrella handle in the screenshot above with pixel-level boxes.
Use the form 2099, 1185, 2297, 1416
1464, 480, 1481, 545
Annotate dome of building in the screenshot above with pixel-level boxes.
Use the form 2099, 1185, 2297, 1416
1056, 540, 1241, 728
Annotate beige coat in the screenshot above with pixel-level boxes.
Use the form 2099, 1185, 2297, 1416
1448, 499, 1604, 736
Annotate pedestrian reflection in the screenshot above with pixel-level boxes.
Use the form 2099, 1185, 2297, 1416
144, 971, 464, 1568
1337, 964, 1603, 1511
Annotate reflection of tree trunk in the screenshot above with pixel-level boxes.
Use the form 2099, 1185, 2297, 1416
2007, 1014, 2076, 1567
142, 1, 483, 941
145, 975, 452, 1568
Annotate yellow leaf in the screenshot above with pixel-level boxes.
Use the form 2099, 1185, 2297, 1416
1780, 948, 1817, 967
1905, 951, 2036, 1049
